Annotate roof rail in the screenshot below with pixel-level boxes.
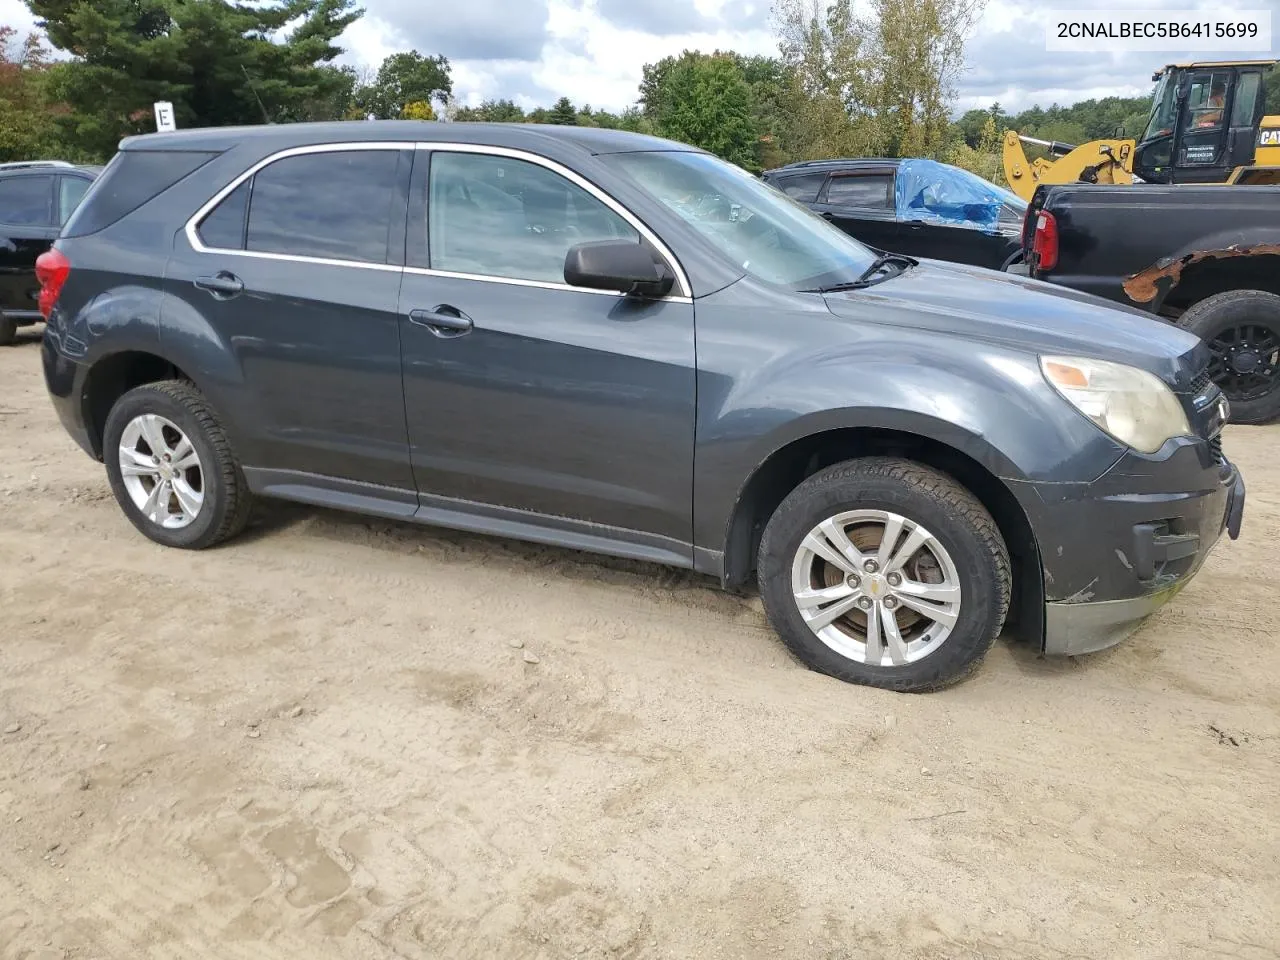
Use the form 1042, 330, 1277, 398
0, 160, 75, 171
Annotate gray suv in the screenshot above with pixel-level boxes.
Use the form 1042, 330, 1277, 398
40, 122, 1245, 692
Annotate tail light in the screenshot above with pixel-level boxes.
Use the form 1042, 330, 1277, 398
1031, 211, 1059, 272
35, 248, 70, 320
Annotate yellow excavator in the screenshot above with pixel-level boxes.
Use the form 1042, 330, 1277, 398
1003, 59, 1280, 201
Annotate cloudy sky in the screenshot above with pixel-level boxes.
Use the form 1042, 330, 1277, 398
3, 0, 1277, 114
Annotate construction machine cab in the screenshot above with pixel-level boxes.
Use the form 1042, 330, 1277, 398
1133, 60, 1275, 184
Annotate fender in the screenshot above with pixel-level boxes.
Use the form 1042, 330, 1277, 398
692, 333, 1128, 559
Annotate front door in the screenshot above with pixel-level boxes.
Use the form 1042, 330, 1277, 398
397, 147, 697, 555
812, 171, 901, 252
164, 145, 416, 496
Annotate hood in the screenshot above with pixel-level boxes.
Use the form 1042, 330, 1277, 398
822, 258, 1208, 392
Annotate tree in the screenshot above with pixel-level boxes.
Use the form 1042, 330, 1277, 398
650, 52, 757, 169
27, 0, 363, 159
352, 50, 452, 120
547, 96, 577, 124
401, 100, 435, 120
773, 0, 879, 160
864, 0, 986, 157
0, 26, 71, 162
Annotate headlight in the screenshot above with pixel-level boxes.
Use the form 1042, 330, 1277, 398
1040, 355, 1192, 454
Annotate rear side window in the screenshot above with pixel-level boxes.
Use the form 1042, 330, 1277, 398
195, 150, 402, 264
0, 175, 54, 226
61, 150, 218, 237
774, 172, 827, 202
825, 174, 893, 208
58, 176, 91, 225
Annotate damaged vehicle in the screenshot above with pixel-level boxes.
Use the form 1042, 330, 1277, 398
1014, 181, 1280, 423
762, 157, 1026, 270
41, 123, 1244, 692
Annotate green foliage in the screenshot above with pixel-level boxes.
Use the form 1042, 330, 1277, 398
0, 26, 77, 162
641, 51, 757, 169
353, 50, 452, 120
547, 96, 577, 124
25, 0, 362, 159
453, 98, 526, 123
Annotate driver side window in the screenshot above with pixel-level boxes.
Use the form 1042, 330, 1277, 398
425, 152, 639, 284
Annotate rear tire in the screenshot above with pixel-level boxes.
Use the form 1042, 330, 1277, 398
103, 380, 253, 549
1178, 290, 1280, 425
0, 315, 16, 346
757, 458, 1010, 693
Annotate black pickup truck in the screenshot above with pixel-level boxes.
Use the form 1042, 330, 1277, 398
1014, 183, 1280, 423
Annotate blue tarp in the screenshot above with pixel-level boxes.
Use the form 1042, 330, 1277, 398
894, 159, 1026, 233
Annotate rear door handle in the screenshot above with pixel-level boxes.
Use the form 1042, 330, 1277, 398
194, 271, 244, 299
409, 306, 473, 337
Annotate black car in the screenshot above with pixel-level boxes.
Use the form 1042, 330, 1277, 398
762, 157, 1027, 270
39, 122, 1243, 692
0, 160, 100, 344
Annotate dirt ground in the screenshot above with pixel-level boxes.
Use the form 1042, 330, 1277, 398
1, 325, 1278, 960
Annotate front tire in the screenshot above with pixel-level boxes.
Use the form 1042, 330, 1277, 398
757, 458, 1011, 693
1178, 290, 1280, 425
103, 380, 253, 549
0, 314, 16, 346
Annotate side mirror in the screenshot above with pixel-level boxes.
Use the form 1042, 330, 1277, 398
563, 240, 674, 298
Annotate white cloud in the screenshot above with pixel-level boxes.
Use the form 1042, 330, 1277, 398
6, 0, 1276, 115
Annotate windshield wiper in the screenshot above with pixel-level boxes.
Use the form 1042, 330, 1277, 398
806, 253, 916, 293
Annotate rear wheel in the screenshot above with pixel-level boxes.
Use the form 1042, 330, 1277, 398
1178, 290, 1280, 424
103, 380, 253, 549
0, 314, 16, 346
757, 458, 1011, 693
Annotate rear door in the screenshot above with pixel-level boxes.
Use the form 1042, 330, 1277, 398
0, 173, 57, 318
812, 171, 900, 251
164, 144, 416, 497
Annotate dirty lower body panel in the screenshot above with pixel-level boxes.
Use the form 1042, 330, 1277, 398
1008, 437, 1244, 656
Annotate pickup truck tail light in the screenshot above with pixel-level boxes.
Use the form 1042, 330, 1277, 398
35, 248, 70, 320
1031, 211, 1059, 272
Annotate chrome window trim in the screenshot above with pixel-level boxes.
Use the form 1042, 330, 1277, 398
182, 139, 694, 301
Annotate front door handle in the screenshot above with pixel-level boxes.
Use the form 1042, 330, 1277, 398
409, 306, 473, 338
194, 271, 244, 299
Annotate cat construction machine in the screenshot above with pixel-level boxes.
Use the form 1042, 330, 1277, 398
1002, 59, 1280, 201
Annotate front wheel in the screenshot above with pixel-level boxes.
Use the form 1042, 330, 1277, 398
757, 458, 1011, 693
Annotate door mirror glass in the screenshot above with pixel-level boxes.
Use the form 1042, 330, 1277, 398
563, 239, 673, 297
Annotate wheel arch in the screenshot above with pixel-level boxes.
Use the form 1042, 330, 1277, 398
721, 424, 1045, 643
80, 349, 197, 459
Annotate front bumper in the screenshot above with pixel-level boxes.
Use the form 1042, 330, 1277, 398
1012, 440, 1244, 657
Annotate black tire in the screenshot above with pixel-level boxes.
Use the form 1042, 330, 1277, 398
1178, 290, 1280, 425
0, 315, 16, 347
757, 458, 1011, 693
103, 380, 253, 549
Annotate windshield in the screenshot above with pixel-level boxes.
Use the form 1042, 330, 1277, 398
1142, 72, 1178, 142
603, 150, 878, 290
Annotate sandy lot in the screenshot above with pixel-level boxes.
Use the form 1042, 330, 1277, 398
1, 325, 1278, 960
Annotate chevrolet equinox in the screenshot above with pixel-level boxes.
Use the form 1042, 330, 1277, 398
39, 122, 1246, 692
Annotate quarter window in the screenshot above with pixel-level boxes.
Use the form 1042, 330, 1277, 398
195, 149, 401, 264
0, 176, 53, 226
426, 152, 639, 284
57, 177, 92, 225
